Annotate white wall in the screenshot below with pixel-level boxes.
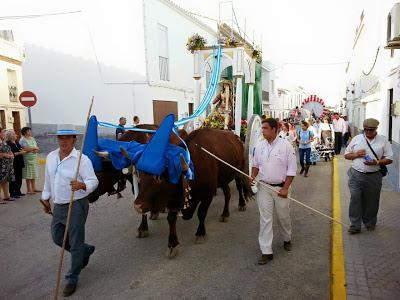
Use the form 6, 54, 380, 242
345, 0, 400, 144
3, 0, 217, 125
0, 38, 27, 129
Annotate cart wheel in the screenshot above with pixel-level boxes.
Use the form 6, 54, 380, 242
244, 115, 262, 176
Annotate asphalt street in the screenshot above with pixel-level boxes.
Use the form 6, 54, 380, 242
0, 160, 332, 299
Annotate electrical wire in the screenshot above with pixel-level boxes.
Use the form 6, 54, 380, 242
0, 10, 81, 20
362, 47, 380, 76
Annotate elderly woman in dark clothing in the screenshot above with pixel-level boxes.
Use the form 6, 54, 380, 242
0, 128, 14, 203
6, 130, 26, 198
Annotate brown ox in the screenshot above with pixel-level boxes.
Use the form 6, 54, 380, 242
133, 128, 251, 257
88, 124, 158, 238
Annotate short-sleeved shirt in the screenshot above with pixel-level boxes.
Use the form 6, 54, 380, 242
115, 127, 125, 140
345, 134, 393, 173
298, 129, 313, 149
252, 136, 297, 184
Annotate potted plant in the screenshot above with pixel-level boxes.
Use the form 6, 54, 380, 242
186, 33, 207, 53
252, 47, 262, 63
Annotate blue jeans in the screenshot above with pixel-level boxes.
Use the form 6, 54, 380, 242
299, 148, 311, 168
51, 197, 92, 285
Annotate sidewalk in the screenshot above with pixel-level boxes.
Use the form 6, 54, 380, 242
337, 156, 400, 299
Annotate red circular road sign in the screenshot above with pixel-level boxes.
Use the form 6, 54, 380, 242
19, 91, 37, 107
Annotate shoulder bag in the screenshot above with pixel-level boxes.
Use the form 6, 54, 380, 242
365, 137, 388, 177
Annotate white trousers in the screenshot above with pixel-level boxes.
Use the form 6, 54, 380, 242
256, 184, 292, 254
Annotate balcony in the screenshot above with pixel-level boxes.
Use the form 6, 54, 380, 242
0, 39, 24, 63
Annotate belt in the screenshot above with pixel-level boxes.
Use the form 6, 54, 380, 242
54, 196, 88, 206
261, 181, 285, 187
352, 168, 380, 175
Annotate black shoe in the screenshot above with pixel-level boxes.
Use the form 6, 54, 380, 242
10, 194, 20, 198
82, 245, 95, 269
258, 254, 273, 265
283, 241, 292, 251
300, 167, 305, 174
63, 283, 77, 297
348, 227, 361, 234
18, 193, 25, 196
366, 224, 375, 231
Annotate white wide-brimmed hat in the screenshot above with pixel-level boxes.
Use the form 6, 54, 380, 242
49, 124, 82, 136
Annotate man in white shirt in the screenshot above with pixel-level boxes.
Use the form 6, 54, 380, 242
332, 113, 346, 154
250, 118, 297, 265
344, 118, 393, 234
41, 125, 99, 297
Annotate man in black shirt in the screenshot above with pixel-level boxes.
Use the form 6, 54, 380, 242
116, 117, 126, 140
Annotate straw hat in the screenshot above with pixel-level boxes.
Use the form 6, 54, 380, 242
48, 124, 82, 136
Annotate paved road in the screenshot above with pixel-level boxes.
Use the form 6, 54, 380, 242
338, 157, 400, 300
0, 161, 332, 299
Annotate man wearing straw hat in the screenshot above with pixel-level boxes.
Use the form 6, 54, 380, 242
41, 124, 99, 297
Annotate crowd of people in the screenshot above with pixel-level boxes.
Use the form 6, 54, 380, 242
267, 112, 351, 178
0, 126, 40, 204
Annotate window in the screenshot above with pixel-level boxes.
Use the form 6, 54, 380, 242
7, 69, 18, 102
0, 30, 14, 42
158, 24, 169, 81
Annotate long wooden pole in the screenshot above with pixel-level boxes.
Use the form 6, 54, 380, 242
53, 97, 94, 300
197, 144, 350, 227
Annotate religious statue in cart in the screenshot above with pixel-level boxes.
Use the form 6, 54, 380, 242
208, 79, 235, 130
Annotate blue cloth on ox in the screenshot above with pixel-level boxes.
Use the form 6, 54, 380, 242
97, 139, 192, 184
82, 115, 102, 172
97, 114, 194, 184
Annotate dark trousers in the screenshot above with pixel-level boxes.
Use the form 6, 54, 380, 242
343, 132, 350, 147
10, 166, 23, 196
348, 168, 382, 229
51, 197, 92, 285
334, 132, 342, 154
299, 148, 311, 168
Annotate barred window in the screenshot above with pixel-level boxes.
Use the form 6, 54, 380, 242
0, 30, 14, 42
158, 24, 169, 81
159, 56, 169, 81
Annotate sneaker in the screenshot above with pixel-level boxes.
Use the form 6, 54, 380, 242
283, 241, 292, 251
63, 283, 77, 297
82, 245, 95, 269
257, 254, 273, 265
347, 227, 361, 234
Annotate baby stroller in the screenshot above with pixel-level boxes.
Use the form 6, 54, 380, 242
316, 137, 335, 162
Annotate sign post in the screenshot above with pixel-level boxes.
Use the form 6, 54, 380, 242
19, 91, 37, 128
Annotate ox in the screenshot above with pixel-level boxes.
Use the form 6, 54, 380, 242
133, 128, 251, 257
88, 124, 159, 238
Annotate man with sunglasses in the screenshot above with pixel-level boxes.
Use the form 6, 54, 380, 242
344, 118, 393, 234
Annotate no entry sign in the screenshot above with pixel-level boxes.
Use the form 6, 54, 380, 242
19, 91, 37, 107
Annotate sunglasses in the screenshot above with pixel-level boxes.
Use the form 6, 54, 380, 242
363, 128, 376, 132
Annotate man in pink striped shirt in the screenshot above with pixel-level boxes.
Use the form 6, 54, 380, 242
250, 118, 297, 265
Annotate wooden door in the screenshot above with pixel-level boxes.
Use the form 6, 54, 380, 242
188, 103, 194, 116
12, 111, 21, 137
153, 100, 178, 125
0, 110, 6, 129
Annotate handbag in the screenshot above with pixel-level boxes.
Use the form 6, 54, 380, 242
365, 137, 388, 176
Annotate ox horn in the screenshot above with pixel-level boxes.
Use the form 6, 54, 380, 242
120, 147, 132, 160
93, 150, 109, 159
180, 153, 189, 172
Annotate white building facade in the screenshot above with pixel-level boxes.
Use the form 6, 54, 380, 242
7, 0, 218, 128
344, 1, 400, 190
0, 30, 27, 133
269, 84, 307, 120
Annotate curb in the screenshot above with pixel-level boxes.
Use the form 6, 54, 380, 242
331, 157, 347, 299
